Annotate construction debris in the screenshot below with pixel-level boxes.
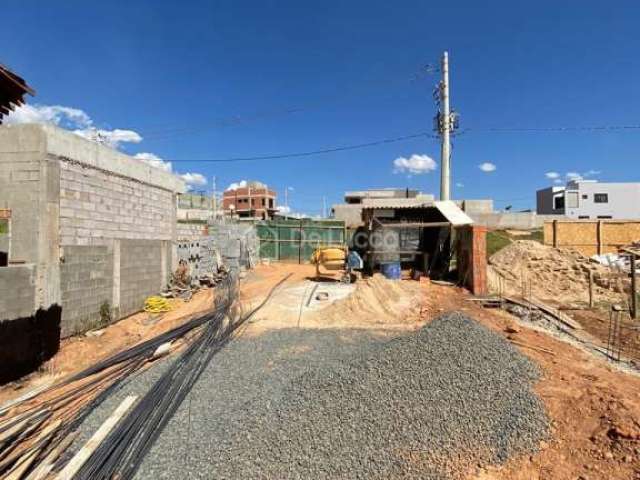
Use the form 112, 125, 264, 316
488, 240, 626, 305
0, 272, 239, 480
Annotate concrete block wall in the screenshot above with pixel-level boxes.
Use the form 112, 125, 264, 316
60, 245, 114, 336
119, 239, 166, 318
58, 160, 175, 246
176, 221, 208, 240
0, 265, 61, 384
0, 265, 36, 321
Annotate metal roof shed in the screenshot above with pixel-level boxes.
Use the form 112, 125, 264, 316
358, 200, 473, 278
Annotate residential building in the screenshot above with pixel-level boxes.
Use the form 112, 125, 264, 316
537, 180, 640, 219
222, 181, 277, 220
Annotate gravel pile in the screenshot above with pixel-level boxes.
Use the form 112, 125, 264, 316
209, 312, 549, 479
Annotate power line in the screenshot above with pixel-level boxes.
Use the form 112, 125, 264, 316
139, 65, 437, 140
462, 124, 640, 134
167, 131, 437, 163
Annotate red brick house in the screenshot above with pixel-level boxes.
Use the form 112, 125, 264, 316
222, 181, 277, 219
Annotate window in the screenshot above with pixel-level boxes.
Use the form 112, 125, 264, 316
553, 196, 565, 210
597, 215, 612, 219
594, 193, 608, 203
582, 194, 588, 200
261, 198, 265, 206
578, 215, 590, 219
566, 192, 579, 208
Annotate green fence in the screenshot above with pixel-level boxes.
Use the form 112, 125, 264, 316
256, 218, 346, 263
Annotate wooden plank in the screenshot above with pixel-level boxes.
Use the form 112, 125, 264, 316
55, 395, 137, 480
0, 381, 54, 416
25, 431, 79, 480
530, 298, 583, 330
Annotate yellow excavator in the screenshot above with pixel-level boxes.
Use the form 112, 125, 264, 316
310, 246, 361, 283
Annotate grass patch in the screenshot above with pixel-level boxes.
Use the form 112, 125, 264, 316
487, 231, 513, 259
486, 228, 543, 259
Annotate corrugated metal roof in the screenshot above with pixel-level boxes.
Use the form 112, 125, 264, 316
361, 199, 473, 226
434, 200, 473, 226
361, 198, 433, 209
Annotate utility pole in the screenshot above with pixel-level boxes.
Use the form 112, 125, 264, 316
439, 51, 451, 201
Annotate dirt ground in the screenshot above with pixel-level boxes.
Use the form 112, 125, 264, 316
2, 262, 639, 479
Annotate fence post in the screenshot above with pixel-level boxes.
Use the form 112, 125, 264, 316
552, 220, 558, 248
597, 220, 603, 255
631, 254, 637, 319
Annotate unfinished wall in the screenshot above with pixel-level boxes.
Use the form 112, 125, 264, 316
0, 265, 60, 384
176, 221, 208, 240
119, 239, 166, 317
58, 159, 175, 245
457, 226, 488, 296
60, 245, 114, 336
544, 220, 640, 256
469, 212, 562, 230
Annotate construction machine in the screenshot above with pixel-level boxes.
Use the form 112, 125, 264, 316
310, 246, 362, 283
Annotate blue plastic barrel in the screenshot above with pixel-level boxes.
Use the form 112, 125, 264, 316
380, 261, 401, 280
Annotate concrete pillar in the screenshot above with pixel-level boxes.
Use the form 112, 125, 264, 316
112, 239, 121, 319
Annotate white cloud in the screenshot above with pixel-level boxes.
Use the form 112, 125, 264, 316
479, 162, 496, 173
74, 127, 142, 149
7, 102, 211, 190
276, 205, 291, 214
134, 152, 173, 173
180, 172, 207, 189
553, 179, 563, 185
455, 182, 464, 188
226, 180, 248, 191
5, 104, 92, 129
5, 103, 143, 149
545, 171, 560, 179
134, 153, 206, 191
584, 169, 601, 177
393, 154, 437, 175
566, 171, 583, 181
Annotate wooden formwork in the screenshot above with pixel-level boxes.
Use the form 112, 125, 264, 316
544, 220, 640, 256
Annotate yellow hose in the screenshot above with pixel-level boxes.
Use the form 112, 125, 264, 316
144, 296, 176, 313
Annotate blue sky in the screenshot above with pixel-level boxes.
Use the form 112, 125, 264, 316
2, 1, 640, 215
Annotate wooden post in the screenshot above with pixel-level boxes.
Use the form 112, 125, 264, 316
552, 220, 558, 248
597, 220, 603, 255
631, 254, 637, 319
588, 270, 594, 309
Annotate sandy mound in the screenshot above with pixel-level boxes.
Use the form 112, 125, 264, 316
307, 274, 423, 325
488, 240, 625, 305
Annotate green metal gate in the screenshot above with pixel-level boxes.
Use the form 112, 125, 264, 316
256, 218, 346, 263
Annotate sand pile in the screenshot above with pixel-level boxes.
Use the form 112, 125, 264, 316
308, 274, 423, 325
488, 240, 625, 305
